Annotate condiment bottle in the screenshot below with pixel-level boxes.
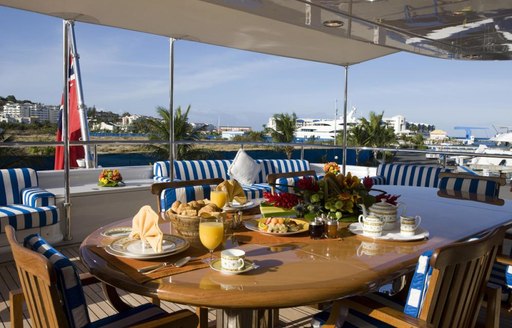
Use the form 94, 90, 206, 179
326, 219, 338, 238
309, 216, 325, 239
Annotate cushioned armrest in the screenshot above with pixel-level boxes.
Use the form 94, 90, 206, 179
21, 187, 56, 207
369, 175, 386, 185
324, 296, 430, 328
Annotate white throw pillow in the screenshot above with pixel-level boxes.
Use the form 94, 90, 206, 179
228, 149, 261, 185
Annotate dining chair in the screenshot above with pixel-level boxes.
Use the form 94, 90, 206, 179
151, 178, 224, 328
437, 172, 506, 205
267, 170, 318, 194
151, 178, 224, 213
315, 222, 512, 328
6, 225, 198, 328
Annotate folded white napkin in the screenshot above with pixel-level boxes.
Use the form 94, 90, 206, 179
129, 205, 163, 253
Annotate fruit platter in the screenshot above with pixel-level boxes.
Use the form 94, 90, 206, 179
244, 218, 309, 235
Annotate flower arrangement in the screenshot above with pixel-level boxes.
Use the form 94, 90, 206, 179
323, 162, 340, 175
98, 169, 124, 187
265, 173, 376, 221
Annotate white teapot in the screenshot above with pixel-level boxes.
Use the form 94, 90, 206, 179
360, 200, 404, 230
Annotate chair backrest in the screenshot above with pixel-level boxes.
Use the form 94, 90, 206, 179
438, 172, 505, 197
151, 178, 224, 212
6, 225, 90, 328
418, 222, 511, 327
376, 163, 449, 188
0, 168, 38, 206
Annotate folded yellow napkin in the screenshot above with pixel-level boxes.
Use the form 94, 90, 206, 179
216, 180, 247, 204
129, 205, 163, 253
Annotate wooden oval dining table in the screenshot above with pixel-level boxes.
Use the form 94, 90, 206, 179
79, 186, 512, 328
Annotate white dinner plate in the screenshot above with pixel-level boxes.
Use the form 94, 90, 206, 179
106, 234, 189, 259
101, 226, 132, 238
209, 259, 258, 275
244, 218, 309, 235
348, 223, 429, 241
224, 201, 257, 211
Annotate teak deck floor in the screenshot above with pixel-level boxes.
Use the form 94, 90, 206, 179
1, 244, 511, 327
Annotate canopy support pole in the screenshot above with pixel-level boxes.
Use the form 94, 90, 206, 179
342, 65, 349, 175
169, 38, 176, 181
63, 21, 72, 241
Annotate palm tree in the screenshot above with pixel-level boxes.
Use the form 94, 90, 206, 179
361, 111, 396, 161
146, 105, 211, 160
265, 113, 297, 159
336, 111, 396, 163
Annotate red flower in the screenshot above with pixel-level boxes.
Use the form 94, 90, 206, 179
296, 176, 319, 192
363, 176, 373, 191
263, 191, 300, 209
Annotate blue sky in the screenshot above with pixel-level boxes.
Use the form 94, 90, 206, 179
1, 6, 511, 138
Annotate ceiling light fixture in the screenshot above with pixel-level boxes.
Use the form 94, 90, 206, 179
323, 20, 344, 28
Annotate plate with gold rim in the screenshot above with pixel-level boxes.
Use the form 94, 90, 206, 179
106, 234, 189, 259
101, 226, 132, 238
244, 218, 309, 235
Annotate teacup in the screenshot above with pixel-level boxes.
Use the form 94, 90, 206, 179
356, 241, 381, 256
358, 214, 384, 237
221, 249, 245, 271
400, 215, 421, 236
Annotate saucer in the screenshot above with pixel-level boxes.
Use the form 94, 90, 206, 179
101, 226, 132, 238
209, 259, 257, 275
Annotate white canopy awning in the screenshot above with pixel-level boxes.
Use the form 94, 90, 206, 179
0, 0, 397, 66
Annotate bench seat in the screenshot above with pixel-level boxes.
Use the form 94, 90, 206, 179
153, 159, 311, 203
370, 163, 450, 188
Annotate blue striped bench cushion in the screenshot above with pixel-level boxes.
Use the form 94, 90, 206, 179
0, 205, 59, 233
24, 234, 91, 328
438, 176, 500, 198
373, 163, 449, 188
0, 168, 38, 206
154, 159, 311, 184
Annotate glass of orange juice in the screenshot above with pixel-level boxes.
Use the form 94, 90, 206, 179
210, 190, 228, 208
199, 216, 224, 262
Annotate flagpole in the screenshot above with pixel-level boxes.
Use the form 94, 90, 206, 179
63, 21, 72, 241
342, 65, 349, 175
69, 21, 93, 168
169, 38, 176, 181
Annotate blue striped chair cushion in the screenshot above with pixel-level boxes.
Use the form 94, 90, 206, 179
24, 234, 90, 328
0, 205, 59, 233
154, 176, 172, 182
438, 176, 500, 198
403, 250, 433, 317
160, 184, 216, 211
275, 175, 318, 193
0, 168, 38, 206
242, 183, 272, 200
312, 250, 434, 327
22, 187, 56, 207
376, 163, 448, 188
90, 303, 168, 328
257, 159, 310, 184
